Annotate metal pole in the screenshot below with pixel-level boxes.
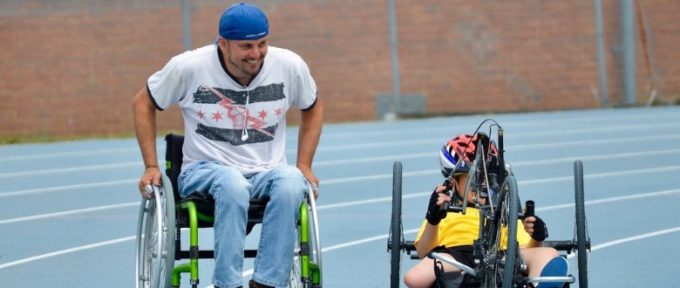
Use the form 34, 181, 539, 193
594, 0, 609, 107
621, 0, 636, 105
387, 0, 401, 119
182, 0, 192, 50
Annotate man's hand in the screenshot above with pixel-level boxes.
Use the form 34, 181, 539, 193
138, 166, 162, 199
299, 166, 320, 199
523, 200, 548, 241
425, 185, 451, 225
523, 215, 549, 242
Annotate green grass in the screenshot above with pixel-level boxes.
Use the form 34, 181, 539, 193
0, 129, 183, 145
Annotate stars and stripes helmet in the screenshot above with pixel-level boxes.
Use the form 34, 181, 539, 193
439, 133, 497, 177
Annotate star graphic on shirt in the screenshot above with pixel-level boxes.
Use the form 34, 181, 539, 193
275, 108, 282, 117
258, 109, 268, 120
211, 111, 223, 122
198, 110, 205, 119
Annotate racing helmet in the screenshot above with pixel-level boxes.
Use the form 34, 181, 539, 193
438, 133, 497, 177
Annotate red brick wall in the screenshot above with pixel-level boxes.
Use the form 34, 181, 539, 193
1, 0, 678, 138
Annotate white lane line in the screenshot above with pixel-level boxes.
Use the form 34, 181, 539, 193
2, 187, 679, 270
316, 188, 680, 213
521, 165, 680, 186
0, 202, 138, 225
0, 147, 139, 162
0, 179, 136, 198
324, 164, 680, 186
307, 114, 680, 140
317, 192, 429, 210
587, 226, 680, 252
0, 162, 138, 178
510, 148, 680, 166
538, 189, 680, 212
308, 133, 680, 154
0, 236, 135, 270
315, 147, 680, 168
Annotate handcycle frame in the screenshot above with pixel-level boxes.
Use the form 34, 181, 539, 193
388, 119, 591, 288
135, 134, 323, 288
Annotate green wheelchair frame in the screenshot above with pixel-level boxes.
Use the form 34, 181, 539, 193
135, 134, 323, 288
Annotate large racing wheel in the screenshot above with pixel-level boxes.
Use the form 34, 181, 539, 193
574, 160, 590, 288
499, 174, 520, 288
389, 161, 403, 288
135, 175, 176, 288
480, 174, 519, 288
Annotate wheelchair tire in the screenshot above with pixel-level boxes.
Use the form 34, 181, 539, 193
306, 184, 324, 288
483, 174, 520, 288
135, 176, 176, 288
289, 255, 303, 288
389, 161, 403, 288
499, 174, 519, 288
574, 161, 589, 288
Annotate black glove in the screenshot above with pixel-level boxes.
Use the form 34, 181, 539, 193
426, 188, 448, 225
525, 200, 548, 241
530, 215, 549, 242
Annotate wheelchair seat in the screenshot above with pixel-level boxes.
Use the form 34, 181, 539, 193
173, 194, 268, 231
165, 133, 267, 232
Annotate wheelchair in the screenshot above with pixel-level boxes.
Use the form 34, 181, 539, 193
387, 120, 590, 288
135, 134, 323, 288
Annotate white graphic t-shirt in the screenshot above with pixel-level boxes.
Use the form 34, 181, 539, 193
147, 44, 317, 175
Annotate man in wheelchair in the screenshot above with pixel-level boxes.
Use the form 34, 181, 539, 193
403, 134, 568, 288
132, 3, 323, 287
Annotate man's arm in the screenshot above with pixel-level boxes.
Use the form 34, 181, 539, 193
132, 87, 161, 197
297, 97, 324, 196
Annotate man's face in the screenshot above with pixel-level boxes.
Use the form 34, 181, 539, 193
219, 37, 269, 80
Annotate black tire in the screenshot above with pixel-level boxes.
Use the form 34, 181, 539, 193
390, 161, 403, 288
483, 174, 519, 288
501, 175, 519, 288
574, 161, 588, 288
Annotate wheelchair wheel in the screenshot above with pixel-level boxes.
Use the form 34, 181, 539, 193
307, 185, 324, 288
574, 161, 589, 288
389, 161, 403, 288
289, 255, 303, 288
135, 175, 176, 288
486, 174, 519, 288
293, 183, 323, 288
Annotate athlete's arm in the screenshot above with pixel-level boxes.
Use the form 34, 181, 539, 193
132, 87, 161, 198
297, 97, 323, 197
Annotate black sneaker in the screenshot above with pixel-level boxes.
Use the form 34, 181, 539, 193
249, 280, 273, 288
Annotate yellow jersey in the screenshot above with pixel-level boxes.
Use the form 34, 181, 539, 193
415, 207, 532, 249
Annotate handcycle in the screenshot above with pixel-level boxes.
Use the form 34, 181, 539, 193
134, 133, 323, 288
387, 120, 591, 288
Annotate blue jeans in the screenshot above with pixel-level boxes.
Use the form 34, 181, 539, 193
178, 161, 307, 288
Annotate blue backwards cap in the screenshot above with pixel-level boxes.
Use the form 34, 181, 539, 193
218, 3, 269, 40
